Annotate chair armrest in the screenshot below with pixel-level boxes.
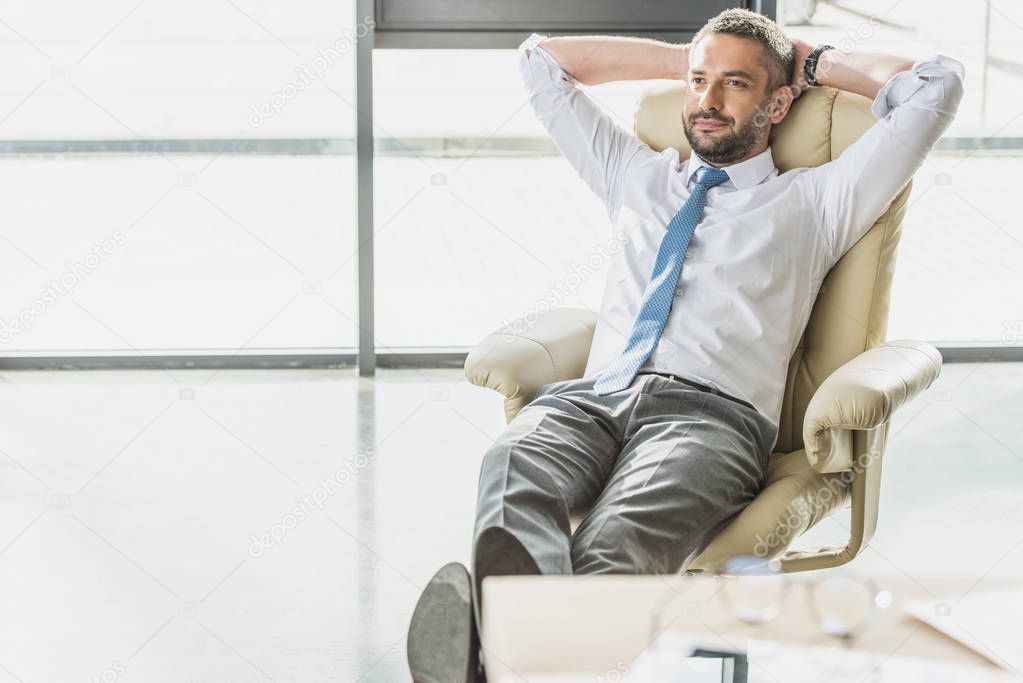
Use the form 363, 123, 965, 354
803, 340, 942, 473
464, 307, 597, 423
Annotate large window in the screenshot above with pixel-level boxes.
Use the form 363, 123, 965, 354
784, 0, 1023, 346
1, 1, 1017, 359
0, 1, 358, 353
371, 49, 684, 349
373, 0, 1023, 349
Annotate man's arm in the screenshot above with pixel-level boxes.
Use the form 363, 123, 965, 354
531, 35, 688, 85
793, 41, 966, 261
790, 39, 914, 100
518, 32, 678, 220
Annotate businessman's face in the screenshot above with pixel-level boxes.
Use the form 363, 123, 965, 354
683, 33, 790, 166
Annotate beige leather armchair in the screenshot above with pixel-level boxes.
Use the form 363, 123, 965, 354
464, 82, 942, 574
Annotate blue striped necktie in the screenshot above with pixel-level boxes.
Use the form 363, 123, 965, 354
594, 165, 730, 395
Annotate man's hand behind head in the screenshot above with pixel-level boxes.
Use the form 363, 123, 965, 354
790, 38, 813, 99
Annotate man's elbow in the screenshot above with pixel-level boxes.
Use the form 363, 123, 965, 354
919, 56, 967, 114
938, 62, 966, 112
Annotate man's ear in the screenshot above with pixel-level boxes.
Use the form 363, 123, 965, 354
766, 84, 795, 124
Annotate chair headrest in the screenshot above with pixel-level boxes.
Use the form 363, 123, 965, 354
633, 84, 877, 171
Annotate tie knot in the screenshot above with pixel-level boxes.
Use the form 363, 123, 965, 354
694, 165, 729, 189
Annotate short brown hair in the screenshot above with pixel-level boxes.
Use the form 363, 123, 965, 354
691, 8, 794, 92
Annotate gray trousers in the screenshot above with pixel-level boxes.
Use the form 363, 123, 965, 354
472, 373, 778, 575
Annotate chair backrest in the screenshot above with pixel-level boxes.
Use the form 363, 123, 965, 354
633, 84, 912, 454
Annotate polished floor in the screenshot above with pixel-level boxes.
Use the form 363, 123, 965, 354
1, 360, 1022, 681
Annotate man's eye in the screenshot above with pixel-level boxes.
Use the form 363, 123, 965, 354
727, 80, 746, 87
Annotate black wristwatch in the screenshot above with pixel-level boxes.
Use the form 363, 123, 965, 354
803, 44, 835, 87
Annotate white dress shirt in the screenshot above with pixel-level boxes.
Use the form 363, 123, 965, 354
518, 32, 965, 444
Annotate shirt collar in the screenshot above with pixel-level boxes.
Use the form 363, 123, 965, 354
683, 146, 777, 191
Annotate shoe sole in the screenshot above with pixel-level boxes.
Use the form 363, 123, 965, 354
407, 562, 479, 683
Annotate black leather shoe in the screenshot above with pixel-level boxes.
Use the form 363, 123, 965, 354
471, 526, 541, 639
407, 561, 482, 683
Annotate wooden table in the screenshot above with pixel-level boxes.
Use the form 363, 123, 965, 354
481, 575, 1021, 682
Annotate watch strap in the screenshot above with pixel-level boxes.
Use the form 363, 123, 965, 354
804, 44, 835, 87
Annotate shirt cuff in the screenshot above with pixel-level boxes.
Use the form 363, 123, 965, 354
870, 54, 966, 119
518, 31, 579, 91
520, 31, 548, 55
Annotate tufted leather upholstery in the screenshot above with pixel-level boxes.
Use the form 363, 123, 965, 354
464, 83, 941, 573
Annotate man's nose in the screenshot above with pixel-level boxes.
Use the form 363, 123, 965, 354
698, 83, 723, 111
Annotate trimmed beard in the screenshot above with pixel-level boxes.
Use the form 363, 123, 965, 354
682, 97, 769, 165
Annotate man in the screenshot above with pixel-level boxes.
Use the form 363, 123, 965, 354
408, 8, 964, 682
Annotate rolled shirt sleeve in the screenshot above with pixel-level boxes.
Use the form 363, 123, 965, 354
518, 32, 657, 220
802, 55, 966, 261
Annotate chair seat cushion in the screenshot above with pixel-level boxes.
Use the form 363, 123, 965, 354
690, 449, 850, 571
566, 449, 850, 571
